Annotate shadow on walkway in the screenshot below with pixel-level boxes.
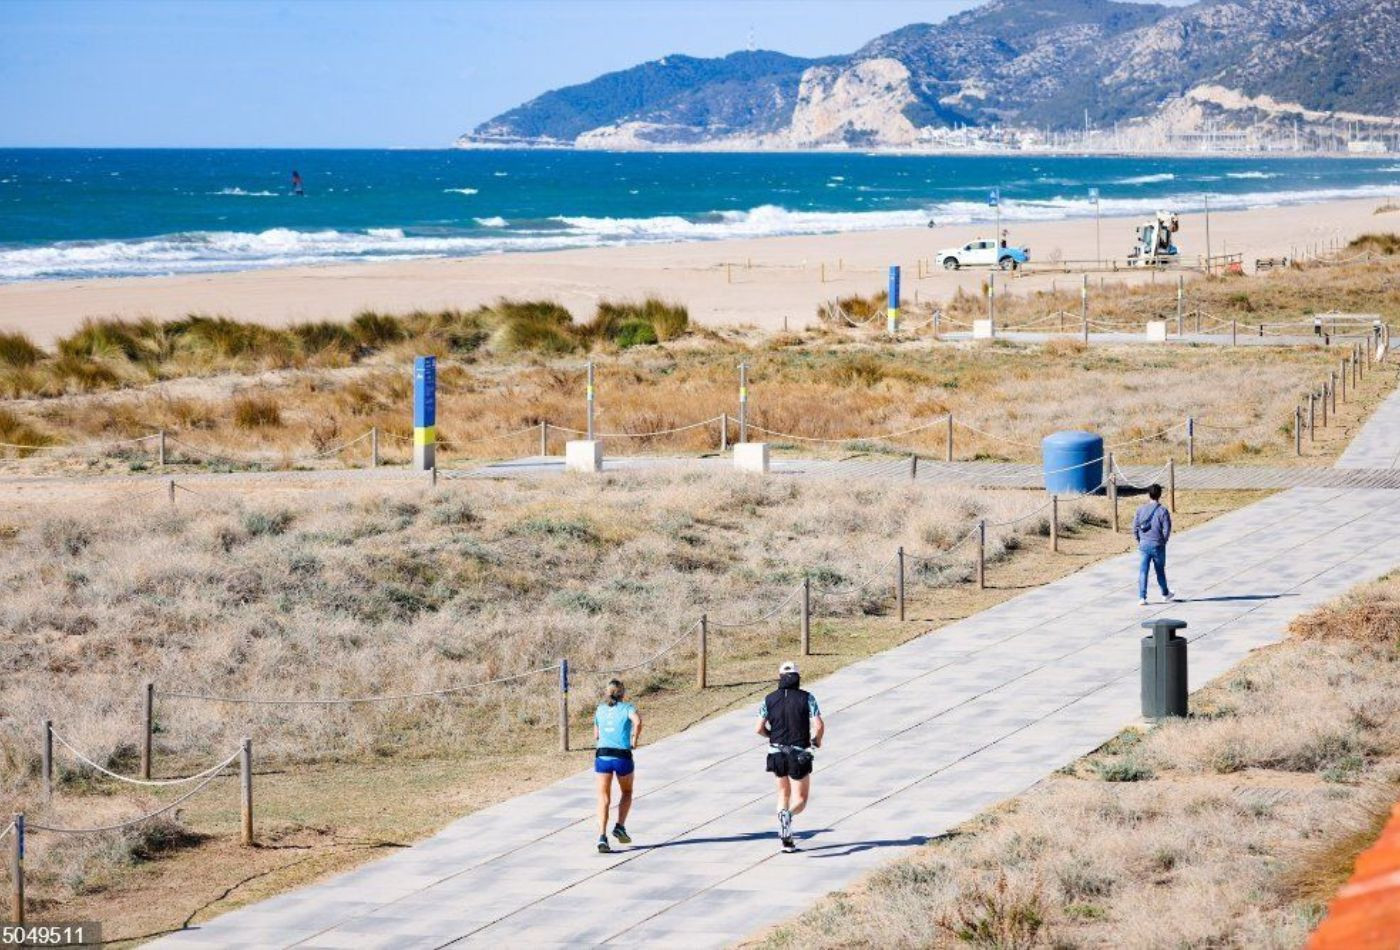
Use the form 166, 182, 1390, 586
1173, 593, 1297, 604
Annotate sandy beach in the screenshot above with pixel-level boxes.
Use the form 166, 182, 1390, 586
0, 196, 1389, 345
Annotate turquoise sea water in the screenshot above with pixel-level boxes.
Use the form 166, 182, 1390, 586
1, 149, 1397, 282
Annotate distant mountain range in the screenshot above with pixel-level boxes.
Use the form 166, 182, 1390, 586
458, 0, 1400, 151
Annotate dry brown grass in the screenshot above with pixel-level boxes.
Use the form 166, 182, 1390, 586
756, 571, 1400, 950
1, 334, 1376, 478
0, 470, 1254, 936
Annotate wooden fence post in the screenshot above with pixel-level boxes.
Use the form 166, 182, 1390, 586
1109, 470, 1119, 533
1231, 320, 1237, 346
1322, 381, 1330, 426
539, 421, 548, 457
1309, 393, 1316, 441
697, 615, 707, 690
1295, 406, 1302, 456
976, 520, 986, 590
41, 721, 52, 803
1340, 359, 1347, 403
1050, 495, 1059, 553
946, 413, 954, 462
1330, 372, 1337, 414
1168, 458, 1176, 513
558, 659, 569, 752
371, 426, 379, 467
801, 577, 811, 656
909, 454, 918, 481
1081, 274, 1089, 343
240, 738, 253, 847
1187, 417, 1195, 466
720, 412, 729, 452
896, 547, 906, 622
140, 682, 154, 780
8, 813, 22, 925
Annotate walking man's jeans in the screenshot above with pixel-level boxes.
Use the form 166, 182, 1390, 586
1138, 544, 1169, 599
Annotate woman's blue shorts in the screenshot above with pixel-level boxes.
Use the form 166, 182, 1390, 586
594, 756, 635, 776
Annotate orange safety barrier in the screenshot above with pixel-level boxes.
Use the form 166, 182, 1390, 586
1309, 801, 1400, 948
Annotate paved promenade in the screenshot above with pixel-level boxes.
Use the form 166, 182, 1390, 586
145, 374, 1400, 949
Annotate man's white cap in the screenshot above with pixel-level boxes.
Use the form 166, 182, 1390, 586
779, 661, 799, 675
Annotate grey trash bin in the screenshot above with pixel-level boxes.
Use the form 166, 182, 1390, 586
1140, 618, 1188, 718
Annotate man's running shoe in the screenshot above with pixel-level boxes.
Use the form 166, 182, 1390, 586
612, 824, 632, 844
597, 835, 612, 854
781, 836, 797, 853
778, 808, 793, 842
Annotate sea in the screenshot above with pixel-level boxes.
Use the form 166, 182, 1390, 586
1, 148, 1398, 283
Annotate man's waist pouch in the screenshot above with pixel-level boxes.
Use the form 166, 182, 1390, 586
595, 747, 633, 761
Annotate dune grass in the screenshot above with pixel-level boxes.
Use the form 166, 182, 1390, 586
754, 571, 1400, 950
2, 330, 1381, 475
0, 296, 690, 399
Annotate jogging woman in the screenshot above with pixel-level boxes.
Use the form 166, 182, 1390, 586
594, 679, 642, 853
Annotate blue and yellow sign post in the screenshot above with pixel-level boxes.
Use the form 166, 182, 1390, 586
413, 355, 436, 471
887, 265, 901, 335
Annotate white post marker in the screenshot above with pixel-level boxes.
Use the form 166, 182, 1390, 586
567, 360, 603, 472
733, 442, 769, 474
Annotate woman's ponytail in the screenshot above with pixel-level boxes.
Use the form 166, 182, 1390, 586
605, 679, 626, 705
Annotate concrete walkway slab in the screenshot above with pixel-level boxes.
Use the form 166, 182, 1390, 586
149, 372, 1400, 948
151, 485, 1400, 950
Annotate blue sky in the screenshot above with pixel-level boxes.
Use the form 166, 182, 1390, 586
1, 0, 1191, 148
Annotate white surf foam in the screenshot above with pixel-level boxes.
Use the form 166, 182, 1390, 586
1226, 171, 1278, 180
211, 187, 279, 197
6, 181, 1398, 282
1116, 173, 1175, 185
443, 187, 479, 195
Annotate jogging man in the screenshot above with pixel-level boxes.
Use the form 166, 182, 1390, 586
1133, 483, 1176, 606
756, 661, 824, 853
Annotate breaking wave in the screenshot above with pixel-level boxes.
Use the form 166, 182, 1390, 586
4, 183, 1398, 282
1116, 173, 1176, 185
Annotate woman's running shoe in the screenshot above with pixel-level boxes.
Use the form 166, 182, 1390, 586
597, 835, 612, 854
612, 824, 632, 844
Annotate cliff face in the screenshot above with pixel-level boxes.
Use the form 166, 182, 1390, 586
458, 0, 1400, 149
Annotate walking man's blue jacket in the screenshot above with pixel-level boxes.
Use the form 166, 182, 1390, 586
1132, 501, 1172, 546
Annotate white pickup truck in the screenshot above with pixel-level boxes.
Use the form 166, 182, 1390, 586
936, 238, 1030, 271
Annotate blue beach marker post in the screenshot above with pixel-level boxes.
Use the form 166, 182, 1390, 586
413, 356, 436, 471
887, 265, 900, 335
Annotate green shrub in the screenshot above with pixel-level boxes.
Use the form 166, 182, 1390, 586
241, 509, 294, 537
616, 319, 658, 348
56, 318, 147, 362
349, 310, 407, 347
1090, 756, 1154, 782
290, 321, 357, 356
0, 331, 43, 368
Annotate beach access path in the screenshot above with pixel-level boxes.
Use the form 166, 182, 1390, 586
150, 386, 1400, 949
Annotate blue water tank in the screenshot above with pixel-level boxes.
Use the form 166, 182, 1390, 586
1042, 431, 1104, 495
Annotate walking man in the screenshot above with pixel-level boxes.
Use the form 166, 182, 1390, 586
756, 661, 824, 853
1133, 483, 1176, 606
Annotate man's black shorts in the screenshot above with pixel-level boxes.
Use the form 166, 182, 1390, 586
766, 747, 814, 780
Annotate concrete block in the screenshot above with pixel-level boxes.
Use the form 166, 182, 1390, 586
1146, 320, 1168, 342
733, 442, 769, 474
565, 440, 602, 473
973, 319, 995, 339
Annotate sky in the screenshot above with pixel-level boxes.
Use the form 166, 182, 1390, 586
0, 0, 1191, 148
